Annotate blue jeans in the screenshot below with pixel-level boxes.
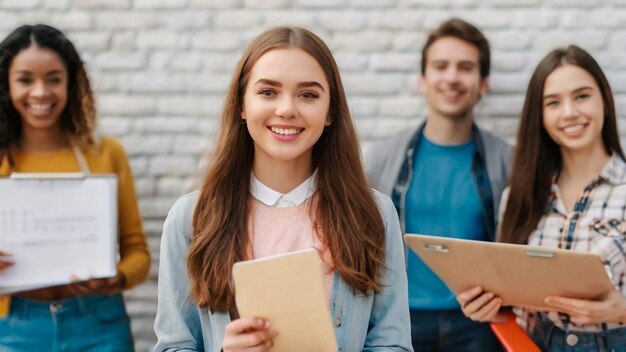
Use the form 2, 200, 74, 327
531, 314, 626, 352
0, 294, 133, 352
410, 308, 500, 352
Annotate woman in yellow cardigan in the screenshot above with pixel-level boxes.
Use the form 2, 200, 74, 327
0, 24, 150, 351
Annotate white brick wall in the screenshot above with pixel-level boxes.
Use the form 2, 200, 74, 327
4, 1, 626, 349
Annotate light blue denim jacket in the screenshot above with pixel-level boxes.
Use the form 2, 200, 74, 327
154, 190, 413, 352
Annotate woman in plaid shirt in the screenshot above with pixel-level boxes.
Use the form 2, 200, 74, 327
458, 45, 626, 351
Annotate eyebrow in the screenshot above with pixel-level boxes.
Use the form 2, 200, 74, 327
13, 69, 65, 76
543, 86, 594, 99
254, 78, 325, 91
430, 59, 477, 66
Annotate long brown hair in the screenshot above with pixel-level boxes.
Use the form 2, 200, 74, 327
499, 45, 625, 244
0, 24, 96, 167
188, 27, 387, 311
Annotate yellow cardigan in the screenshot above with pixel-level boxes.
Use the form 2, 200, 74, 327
0, 137, 151, 314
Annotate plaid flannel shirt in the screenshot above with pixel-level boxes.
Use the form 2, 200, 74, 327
514, 154, 626, 333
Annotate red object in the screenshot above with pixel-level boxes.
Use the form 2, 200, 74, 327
490, 312, 541, 352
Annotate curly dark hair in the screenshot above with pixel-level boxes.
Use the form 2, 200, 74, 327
0, 24, 96, 165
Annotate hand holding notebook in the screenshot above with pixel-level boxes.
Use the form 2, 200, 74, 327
232, 248, 338, 352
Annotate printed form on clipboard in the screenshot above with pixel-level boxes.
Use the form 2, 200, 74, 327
0, 173, 118, 294
232, 248, 338, 352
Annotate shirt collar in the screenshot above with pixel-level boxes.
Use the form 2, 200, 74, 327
550, 153, 626, 195
249, 171, 317, 207
599, 153, 626, 185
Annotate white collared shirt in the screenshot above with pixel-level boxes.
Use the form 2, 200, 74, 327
249, 171, 317, 208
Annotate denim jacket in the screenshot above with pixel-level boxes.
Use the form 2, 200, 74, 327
154, 190, 413, 352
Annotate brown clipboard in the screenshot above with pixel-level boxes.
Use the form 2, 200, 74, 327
232, 248, 338, 352
404, 234, 614, 309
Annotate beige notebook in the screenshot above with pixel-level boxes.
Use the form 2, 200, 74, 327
232, 248, 338, 352
404, 234, 615, 309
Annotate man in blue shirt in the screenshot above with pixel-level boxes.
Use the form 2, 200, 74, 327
366, 18, 512, 351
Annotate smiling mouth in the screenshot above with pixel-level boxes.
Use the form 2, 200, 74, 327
442, 90, 462, 98
27, 103, 54, 111
439, 89, 466, 102
270, 126, 303, 136
561, 123, 587, 134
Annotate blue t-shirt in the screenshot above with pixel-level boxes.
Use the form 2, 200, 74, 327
405, 133, 488, 310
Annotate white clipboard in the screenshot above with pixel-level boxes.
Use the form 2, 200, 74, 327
0, 173, 118, 294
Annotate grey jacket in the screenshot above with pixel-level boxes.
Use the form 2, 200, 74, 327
365, 122, 513, 241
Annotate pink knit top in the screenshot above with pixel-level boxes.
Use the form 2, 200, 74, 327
247, 196, 334, 303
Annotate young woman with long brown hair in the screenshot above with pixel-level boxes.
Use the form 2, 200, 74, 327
457, 45, 626, 351
0, 24, 150, 351
154, 26, 412, 351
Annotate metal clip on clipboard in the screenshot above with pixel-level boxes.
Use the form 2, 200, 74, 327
424, 244, 449, 253
9, 172, 87, 179
525, 250, 554, 259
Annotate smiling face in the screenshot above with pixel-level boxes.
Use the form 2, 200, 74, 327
420, 36, 488, 122
242, 47, 331, 174
9, 44, 68, 136
542, 64, 606, 156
